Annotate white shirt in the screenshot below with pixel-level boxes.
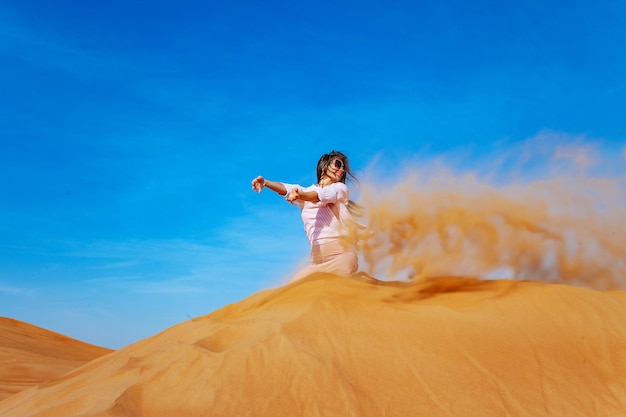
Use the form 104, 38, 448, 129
282, 182, 351, 246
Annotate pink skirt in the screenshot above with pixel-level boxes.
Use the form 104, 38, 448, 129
289, 240, 358, 283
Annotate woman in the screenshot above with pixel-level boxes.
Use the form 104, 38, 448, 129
251, 150, 359, 283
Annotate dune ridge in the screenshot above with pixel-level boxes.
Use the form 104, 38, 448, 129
1, 274, 625, 417
0, 317, 113, 401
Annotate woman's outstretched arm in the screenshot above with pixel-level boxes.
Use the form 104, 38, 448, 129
286, 187, 320, 203
251, 176, 288, 195
288, 182, 348, 204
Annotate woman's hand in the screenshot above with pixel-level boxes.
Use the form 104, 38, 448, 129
251, 176, 265, 193
286, 187, 299, 202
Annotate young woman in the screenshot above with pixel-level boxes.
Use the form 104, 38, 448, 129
251, 150, 359, 283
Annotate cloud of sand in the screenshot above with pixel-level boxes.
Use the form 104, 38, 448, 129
347, 135, 626, 290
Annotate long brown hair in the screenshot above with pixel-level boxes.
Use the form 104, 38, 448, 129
316, 150, 358, 185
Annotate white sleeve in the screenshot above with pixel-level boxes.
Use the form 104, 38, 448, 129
281, 183, 301, 206
282, 183, 296, 196
316, 182, 349, 205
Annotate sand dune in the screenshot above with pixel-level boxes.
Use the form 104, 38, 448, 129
0, 318, 113, 401
1, 274, 626, 416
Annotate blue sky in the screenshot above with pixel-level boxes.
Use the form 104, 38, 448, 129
1, 0, 625, 349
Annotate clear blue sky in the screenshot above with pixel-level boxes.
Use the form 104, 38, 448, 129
1, 0, 625, 349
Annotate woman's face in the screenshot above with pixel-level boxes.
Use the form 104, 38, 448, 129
325, 158, 345, 183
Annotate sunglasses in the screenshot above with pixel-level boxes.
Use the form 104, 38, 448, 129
332, 159, 345, 169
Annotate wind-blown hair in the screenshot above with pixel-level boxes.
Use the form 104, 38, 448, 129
316, 150, 358, 185
316, 150, 362, 218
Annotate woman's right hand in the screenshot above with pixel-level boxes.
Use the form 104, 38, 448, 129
251, 176, 265, 193
286, 187, 299, 202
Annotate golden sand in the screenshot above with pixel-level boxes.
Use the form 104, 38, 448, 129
1, 274, 625, 416
0, 318, 112, 401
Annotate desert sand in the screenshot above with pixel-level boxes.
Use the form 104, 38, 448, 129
0, 317, 113, 401
1, 273, 625, 417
